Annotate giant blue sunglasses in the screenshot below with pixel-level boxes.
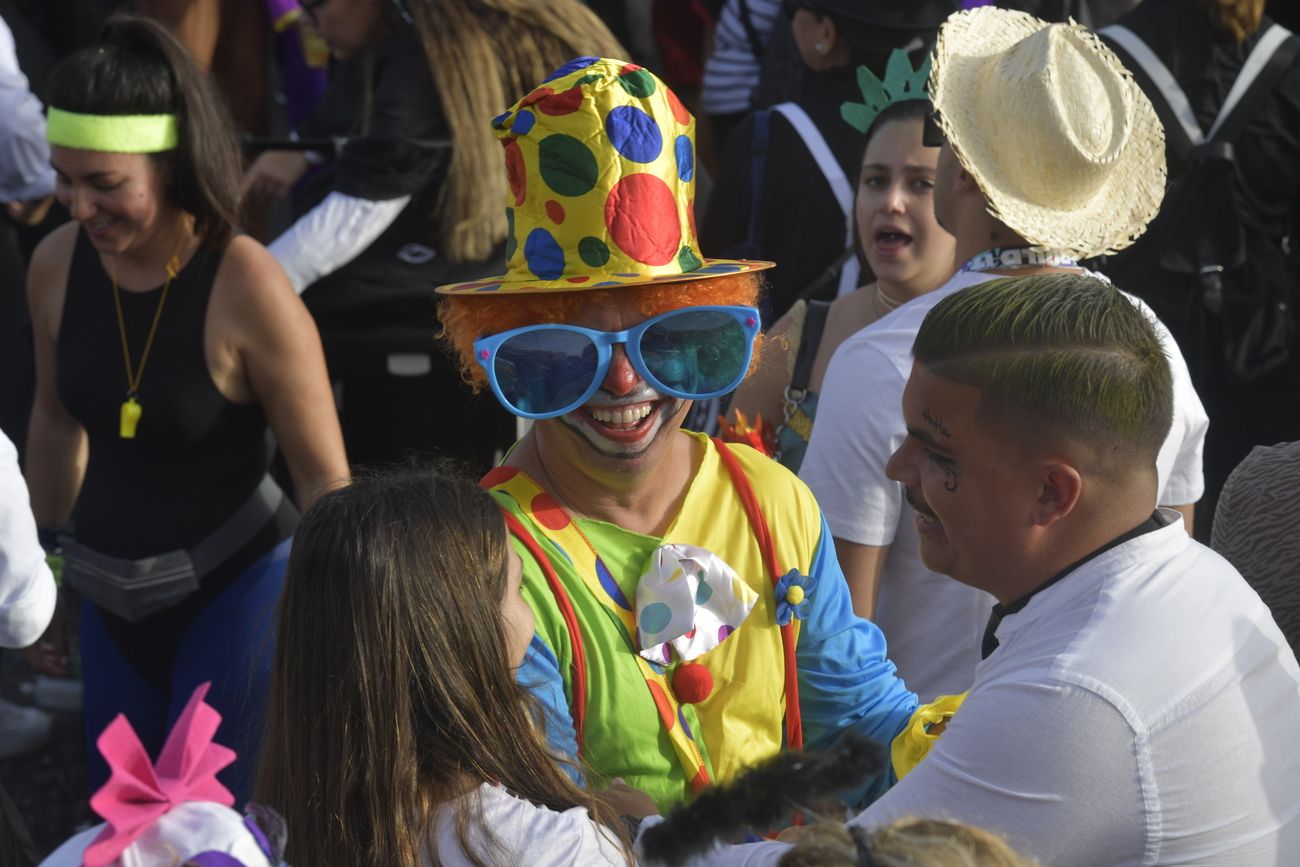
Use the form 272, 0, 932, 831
474, 305, 761, 420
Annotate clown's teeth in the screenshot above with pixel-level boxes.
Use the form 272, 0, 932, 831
590, 404, 653, 425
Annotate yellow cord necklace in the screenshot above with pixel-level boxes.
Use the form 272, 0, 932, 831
111, 237, 185, 439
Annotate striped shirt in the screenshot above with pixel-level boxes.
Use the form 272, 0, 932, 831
701, 0, 782, 115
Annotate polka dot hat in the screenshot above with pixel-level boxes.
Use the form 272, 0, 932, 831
435, 57, 774, 295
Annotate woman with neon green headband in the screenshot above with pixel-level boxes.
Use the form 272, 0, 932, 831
23, 14, 349, 803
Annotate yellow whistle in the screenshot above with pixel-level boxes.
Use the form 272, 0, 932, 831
119, 397, 142, 439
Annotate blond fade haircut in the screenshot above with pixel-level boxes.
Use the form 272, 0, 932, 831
911, 273, 1174, 475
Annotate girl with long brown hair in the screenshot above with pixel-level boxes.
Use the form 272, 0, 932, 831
255, 469, 641, 866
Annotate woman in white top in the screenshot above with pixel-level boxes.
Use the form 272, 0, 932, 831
255, 469, 645, 866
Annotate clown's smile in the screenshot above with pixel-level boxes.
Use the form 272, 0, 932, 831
561, 387, 686, 457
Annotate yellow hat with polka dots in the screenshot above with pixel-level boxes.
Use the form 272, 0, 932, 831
435, 57, 773, 295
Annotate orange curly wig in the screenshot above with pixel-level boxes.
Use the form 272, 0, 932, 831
439, 272, 766, 391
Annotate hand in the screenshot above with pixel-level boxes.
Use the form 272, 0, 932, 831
23, 602, 71, 677
241, 151, 311, 203
5, 195, 54, 225
601, 778, 659, 819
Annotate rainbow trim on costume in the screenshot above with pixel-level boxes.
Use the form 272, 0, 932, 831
47, 108, 179, 153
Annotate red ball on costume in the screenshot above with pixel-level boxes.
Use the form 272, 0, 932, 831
673, 662, 714, 704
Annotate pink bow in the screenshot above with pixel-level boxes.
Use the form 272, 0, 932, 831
83, 682, 237, 867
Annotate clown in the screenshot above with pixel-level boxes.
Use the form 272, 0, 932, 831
438, 57, 919, 810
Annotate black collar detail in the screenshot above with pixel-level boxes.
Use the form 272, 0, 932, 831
981, 512, 1167, 660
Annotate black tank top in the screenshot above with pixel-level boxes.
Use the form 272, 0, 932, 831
58, 229, 274, 559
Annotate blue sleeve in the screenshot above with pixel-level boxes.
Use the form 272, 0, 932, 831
797, 514, 917, 804
517, 633, 584, 785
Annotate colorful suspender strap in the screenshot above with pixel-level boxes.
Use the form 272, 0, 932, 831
486, 468, 713, 792
711, 438, 804, 749
501, 510, 588, 754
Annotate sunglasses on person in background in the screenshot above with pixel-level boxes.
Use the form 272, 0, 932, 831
922, 110, 945, 148
473, 305, 761, 420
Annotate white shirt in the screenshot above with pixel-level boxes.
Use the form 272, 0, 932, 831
687, 514, 1300, 866
268, 190, 411, 294
799, 268, 1209, 700
0, 429, 56, 648
425, 783, 626, 866
0, 15, 54, 202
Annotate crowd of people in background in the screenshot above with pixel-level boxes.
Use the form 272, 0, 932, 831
1, 0, 1299, 865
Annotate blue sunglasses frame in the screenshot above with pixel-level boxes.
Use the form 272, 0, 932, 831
473, 305, 761, 420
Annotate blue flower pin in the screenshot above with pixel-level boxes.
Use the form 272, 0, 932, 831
774, 569, 814, 626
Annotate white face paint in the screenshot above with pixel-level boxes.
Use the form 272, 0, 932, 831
557, 381, 687, 461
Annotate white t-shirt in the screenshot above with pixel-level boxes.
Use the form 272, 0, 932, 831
799, 269, 1209, 700
684, 513, 1300, 866
425, 783, 626, 866
0, 429, 56, 649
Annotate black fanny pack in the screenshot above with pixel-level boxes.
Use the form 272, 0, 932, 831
60, 476, 286, 622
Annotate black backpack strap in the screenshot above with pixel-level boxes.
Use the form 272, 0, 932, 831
1100, 24, 1196, 158
743, 107, 772, 257
737, 0, 765, 62
789, 300, 831, 397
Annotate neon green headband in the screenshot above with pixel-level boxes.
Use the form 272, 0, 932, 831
46, 108, 179, 153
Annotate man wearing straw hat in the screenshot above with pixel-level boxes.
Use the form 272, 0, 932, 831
799, 6, 1210, 704
437, 57, 922, 812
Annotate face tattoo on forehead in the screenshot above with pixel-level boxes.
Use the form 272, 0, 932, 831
922, 408, 952, 438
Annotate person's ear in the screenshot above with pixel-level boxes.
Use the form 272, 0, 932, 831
954, 162, 980, 194
815, 13, 838, 53
1032, 462, 1082, 527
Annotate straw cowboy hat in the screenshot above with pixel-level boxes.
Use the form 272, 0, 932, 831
929, 7, 1166, 258
436, 57, 773, 295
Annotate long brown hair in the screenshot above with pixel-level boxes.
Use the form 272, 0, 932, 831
45, 14, 243, 248
406, 0, 625, 263
255, 468, 628, 866
1197, 0, 1266, 44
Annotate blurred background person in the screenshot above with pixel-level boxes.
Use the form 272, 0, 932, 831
1212, 440, 1300, 662
0, 428, 56, 867
241, 0, 624, 470
0, 10, 54, 462
1098, 0, 1300, 539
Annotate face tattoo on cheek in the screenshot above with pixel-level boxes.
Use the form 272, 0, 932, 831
940, 460, 961, 492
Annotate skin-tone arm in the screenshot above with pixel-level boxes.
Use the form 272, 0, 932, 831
25, 223, 88, 529
210, 236, 349, 508
23, 224, 84, 677
834, 536, 889, 621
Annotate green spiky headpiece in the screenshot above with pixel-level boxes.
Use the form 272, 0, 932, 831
840, 48, 932, 135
